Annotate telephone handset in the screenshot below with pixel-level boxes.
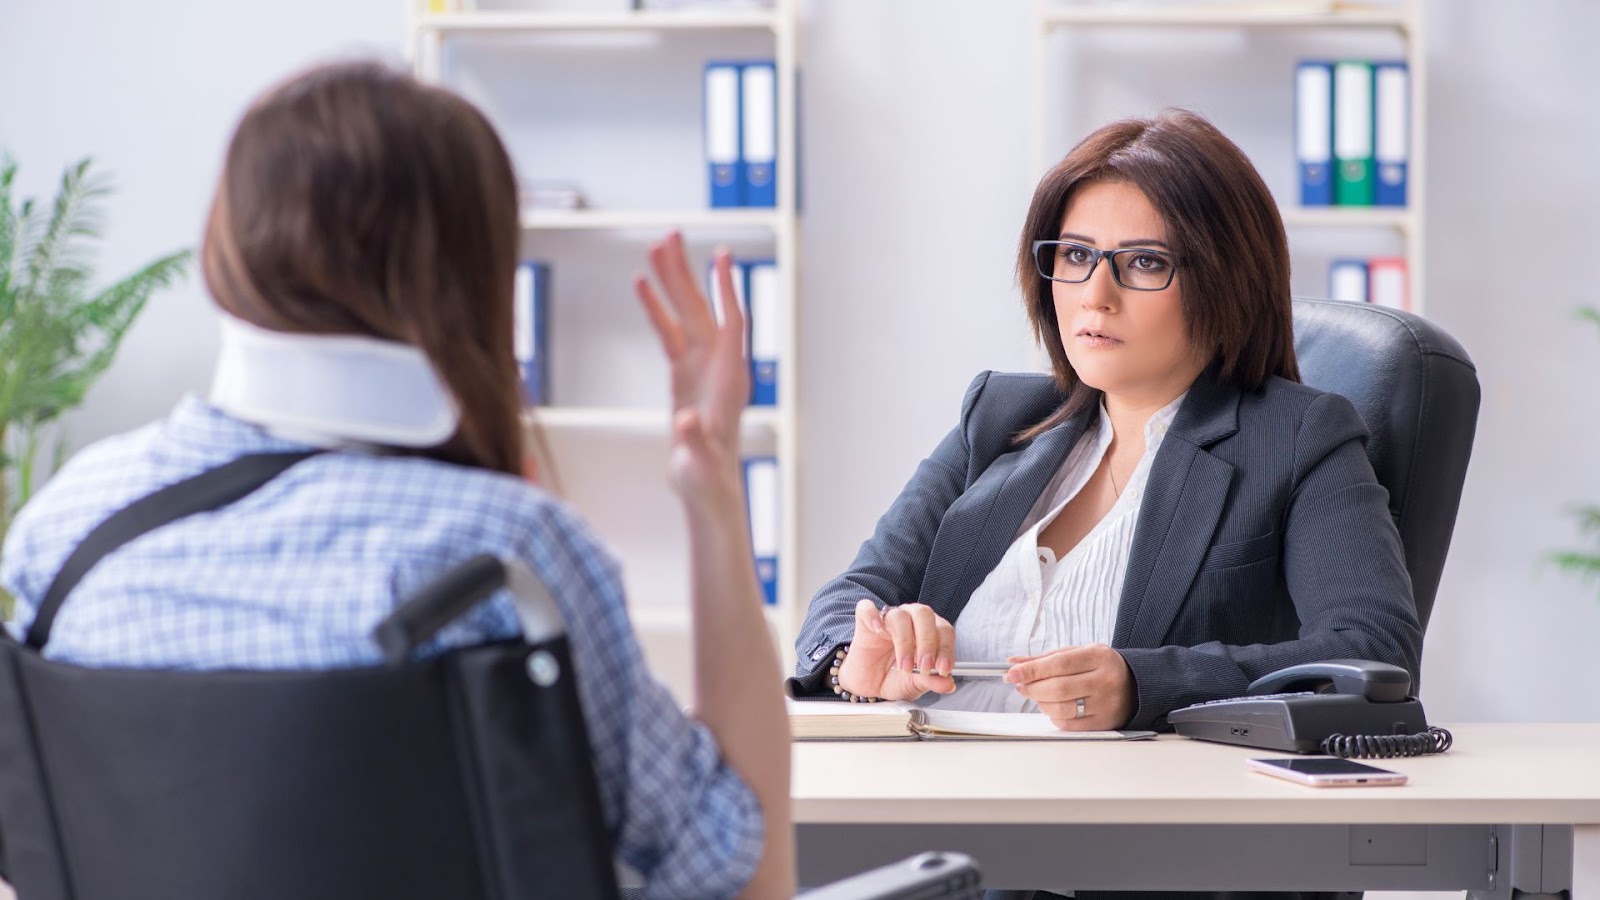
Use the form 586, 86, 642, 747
1167, 659, 1453, 758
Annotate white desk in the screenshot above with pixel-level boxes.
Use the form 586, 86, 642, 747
794, 724, 1600, 897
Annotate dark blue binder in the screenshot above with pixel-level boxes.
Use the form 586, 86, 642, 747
1295, 60, 1335, 207
743, 456, 779, 606
704, 61, 743, 208
1328, 257, 1369, 305
746, 259, 778, 406
740, 61, 777, 208
1373, 61, 1409, 207
514, 260, 550, 405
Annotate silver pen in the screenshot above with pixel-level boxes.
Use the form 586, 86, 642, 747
912, 661, 1012, 678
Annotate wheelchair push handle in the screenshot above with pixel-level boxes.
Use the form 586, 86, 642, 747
375, 555, 566, 664
375, 554, 507, 664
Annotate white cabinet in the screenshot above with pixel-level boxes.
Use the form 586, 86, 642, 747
1033, 0, 1428, 312
408, 1, 802, 699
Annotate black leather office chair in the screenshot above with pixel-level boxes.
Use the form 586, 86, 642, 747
1291, 297, 1480, 633
0, 454, 983, 900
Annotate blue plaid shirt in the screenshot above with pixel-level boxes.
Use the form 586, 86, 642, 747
1, 395, 763, 899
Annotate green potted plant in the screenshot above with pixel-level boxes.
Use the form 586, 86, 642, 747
1552, 307, 1600, 590
1, 155, 192, 614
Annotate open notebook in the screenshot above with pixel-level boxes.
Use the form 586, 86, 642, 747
787, 699, 1157, 742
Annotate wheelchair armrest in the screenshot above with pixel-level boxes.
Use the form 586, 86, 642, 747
798, 852, 982, 899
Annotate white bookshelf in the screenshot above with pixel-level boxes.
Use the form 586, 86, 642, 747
526, 405, 782, 431
519, 207, 786, 231
1040, 4, 1413, 30
407, 1, 803, 695
1033, 0, 1428, 313
1280, 206, 1414, 232
413, 8, 779, 33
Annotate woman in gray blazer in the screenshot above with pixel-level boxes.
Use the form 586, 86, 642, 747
789, 109, 1422, 737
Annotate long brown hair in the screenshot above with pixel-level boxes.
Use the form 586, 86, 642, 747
202, 60, 524, 476
1015, 109, 1298, 441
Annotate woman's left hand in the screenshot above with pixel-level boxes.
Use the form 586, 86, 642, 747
634, 232, 750, 502
1004, 643, 1136, 731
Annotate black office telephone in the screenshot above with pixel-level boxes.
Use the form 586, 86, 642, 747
1167, 660, 1453, 758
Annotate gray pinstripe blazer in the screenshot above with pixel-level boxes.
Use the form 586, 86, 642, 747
789, 367, 1424, 731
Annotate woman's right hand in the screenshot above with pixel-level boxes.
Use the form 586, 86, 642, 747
836, 598, 957, 701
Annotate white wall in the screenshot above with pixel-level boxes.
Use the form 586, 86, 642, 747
3, 0, 1598, 722
0, 0, 404, 440
1411, 1, 1600, 720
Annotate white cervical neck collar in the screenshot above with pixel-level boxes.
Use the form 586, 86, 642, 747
210, 314, 459, 450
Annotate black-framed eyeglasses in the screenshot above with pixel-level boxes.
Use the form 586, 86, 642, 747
1031, 240, 1178, 292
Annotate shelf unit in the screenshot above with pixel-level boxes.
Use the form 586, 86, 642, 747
1032, 1, 1427, 313
414, 8, 779, 33
519, 207, 786, 231
407, 1, 803, 693
1040, 4, 1411, 29
524, 405, 782, 432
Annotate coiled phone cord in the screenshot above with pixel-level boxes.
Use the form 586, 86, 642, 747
1320, 726, 1453, 759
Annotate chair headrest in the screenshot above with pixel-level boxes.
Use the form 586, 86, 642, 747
1292, 298, 1480, 631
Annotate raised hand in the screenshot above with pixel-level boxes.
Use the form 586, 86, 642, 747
634, 231, 750, 501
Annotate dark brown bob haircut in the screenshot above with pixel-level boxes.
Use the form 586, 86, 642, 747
202, 60, 524, 476
1015, 109, 1298, 441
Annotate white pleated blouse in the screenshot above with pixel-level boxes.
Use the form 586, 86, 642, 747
940, 393, 1185, 714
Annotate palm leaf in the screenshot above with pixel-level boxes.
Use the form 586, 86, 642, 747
1, 195, 38, 327
1551, 552, 1600, 581
1576, 505, 1600, 537
1579, 307, 1600, 331
0, 155, 17, 306
17, 159, 106, 311
58, 248, 189, 365
0, 301, 63, 424
5, 250, 189, 427
0, 288, 76, 403
0, 157, 190, 521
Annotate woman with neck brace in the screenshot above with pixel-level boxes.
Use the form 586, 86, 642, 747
0, 62, 794, 900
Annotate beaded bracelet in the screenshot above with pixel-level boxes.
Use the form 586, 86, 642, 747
828, 645, 882, 703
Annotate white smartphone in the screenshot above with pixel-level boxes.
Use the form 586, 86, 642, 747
1247, 756, 1408, 787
